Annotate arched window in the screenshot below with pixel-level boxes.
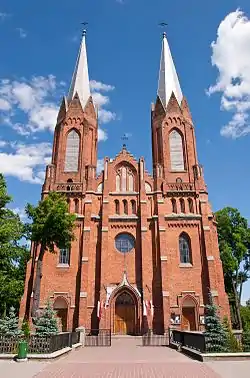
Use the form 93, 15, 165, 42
116, 174, 121, 192
131, 200, 136, 215
188, 198, 194, 213
128, 173, 134, 192
59, 247, 70, 265
145, 182, 152, 192
123, 199, 128, 215
169, 129, 185, 171
171, 198, 177, 213
115, 200, 120, 215
74, 198, 79, 213
64, 129, 80, 172
180, 198, 185, 213
115, 166, 135, 192
179, 233, 192, 264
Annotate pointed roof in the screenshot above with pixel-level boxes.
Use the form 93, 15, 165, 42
157, 32, 183, 108
68, 30, 91, 110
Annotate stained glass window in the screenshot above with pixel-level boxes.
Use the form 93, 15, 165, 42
115, 233, 135, 253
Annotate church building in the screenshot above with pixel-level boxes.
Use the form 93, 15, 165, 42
20, 31, 230, 334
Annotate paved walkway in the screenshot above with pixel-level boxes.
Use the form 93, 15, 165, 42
0, 338, 250, 377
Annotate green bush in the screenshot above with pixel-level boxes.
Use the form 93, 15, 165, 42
242, 330, 250, 352
21, 318, 31, 339
223, 317, 242, 352
34, 301, 58, 337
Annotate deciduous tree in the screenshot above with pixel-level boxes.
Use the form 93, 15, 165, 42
215, 207, 250, 329
26, 192, 76, 318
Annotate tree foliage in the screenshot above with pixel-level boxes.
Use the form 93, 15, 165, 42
0, 306, 22, 336
204, 292, 227, 352
223, 317, 242, 352
0, 174, 29, 316
25, 192, 76, 317
34, 301, 58, 337
215, 207, 250, 329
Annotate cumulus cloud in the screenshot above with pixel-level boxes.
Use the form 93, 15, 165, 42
97, 159, 104, 174
0, 76, 117, 138
90, 80, 116, 124
11, 207, 27, 221
207, 9, 250, 138
0, 141, 52, 184
98, 128, 108, 142
0, 75, 62, 134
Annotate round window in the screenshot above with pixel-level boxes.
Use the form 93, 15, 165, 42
115, 233, 135, 253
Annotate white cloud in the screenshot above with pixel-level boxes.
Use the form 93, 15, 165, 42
11, 207, 27, 221
98, 109, 116, 124
97, 159, 104, 174
0, 141, 52, 184
0, 140, 7, 147
16, 27, 27, 39
90, 80, 114, 92
207, 9, 250, 138
0, 75, 61, 133
0, 98, 11, 110
90, 80, 116, 126
98, 128, 108, 142
0, 76, 117, 136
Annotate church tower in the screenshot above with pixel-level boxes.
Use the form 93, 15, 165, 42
151, 32, 230, 328
43, 30, 98, 204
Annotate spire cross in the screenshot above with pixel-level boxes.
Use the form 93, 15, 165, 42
121, 133, 129, 149
158, 22, 168, 38
81, 22, 88, 36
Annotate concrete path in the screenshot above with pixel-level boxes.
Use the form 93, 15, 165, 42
0, 338, 250, 377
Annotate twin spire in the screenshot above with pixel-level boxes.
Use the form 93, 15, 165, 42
157, 32, 183, 108
67, 30, 183, 111
68, 30, 91, 110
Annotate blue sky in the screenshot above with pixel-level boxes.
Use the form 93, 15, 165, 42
1, 1, 250, 302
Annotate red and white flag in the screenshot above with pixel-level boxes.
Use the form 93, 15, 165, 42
143, 300, 147, 316
97, 301, 102, 320
150, 300, 154, 317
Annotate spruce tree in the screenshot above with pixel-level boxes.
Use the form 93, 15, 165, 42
34, 301, 58, 337
0, 306, 22, 337
204, 292, 227, 352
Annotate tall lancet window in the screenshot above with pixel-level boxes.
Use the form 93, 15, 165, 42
64, 129, 80, 172
169, 130, 185, 171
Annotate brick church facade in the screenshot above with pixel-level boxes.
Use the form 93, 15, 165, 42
20, 31, 230, 334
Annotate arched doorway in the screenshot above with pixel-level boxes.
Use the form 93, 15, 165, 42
114, 292, 136, 335
53, 297, 68, 332
181, 296, 197, 331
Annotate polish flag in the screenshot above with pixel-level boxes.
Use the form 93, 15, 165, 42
97, 301, 102, 320
143, 300, 147, 316
150, 300, 154, 317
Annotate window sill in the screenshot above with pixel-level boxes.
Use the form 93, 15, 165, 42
57, 264, 70, 268
179, 263, 193, 268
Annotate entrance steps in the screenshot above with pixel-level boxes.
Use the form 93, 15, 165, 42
111, 334, 142, 340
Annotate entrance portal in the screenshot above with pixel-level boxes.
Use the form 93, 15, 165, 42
114, 292, 136, 335
53, 297, 68, 332
181, 297, 197, 331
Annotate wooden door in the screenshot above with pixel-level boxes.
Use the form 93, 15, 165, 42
57, 309, 68, 332
181, 308, 196, 331
114, 292, 136, 335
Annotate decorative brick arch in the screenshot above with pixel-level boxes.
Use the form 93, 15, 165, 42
53, 296, 69, 332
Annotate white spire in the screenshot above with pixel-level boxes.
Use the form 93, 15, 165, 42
157, 32, 183, 108
68, 30, 91, 109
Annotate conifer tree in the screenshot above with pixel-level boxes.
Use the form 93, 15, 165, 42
204, 292, 227, 352
0, 306, 22, 336
34, 301, 58, 337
